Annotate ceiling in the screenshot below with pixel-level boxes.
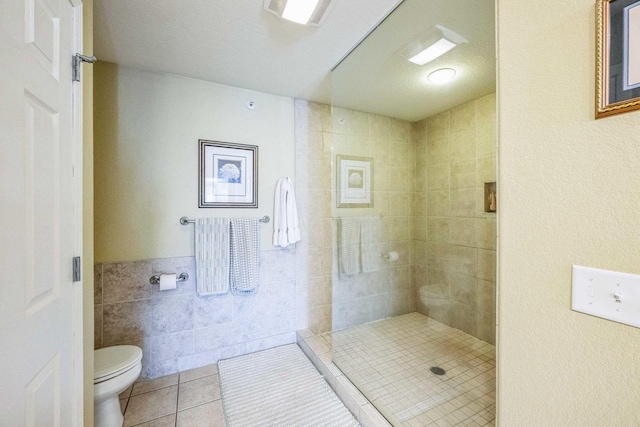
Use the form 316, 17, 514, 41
94, 0, 495, 122
333, 0, 496, 122
94, 0, 402, 106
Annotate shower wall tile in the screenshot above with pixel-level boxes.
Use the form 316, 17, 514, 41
102, 261, 152, 304
477, 155, 496, 187
478, 279, 496, 314
447, 272, 477, 307
427, 137, 450, 166
450, 189, 477, 217
478, 249, 497, 281
451, 160, 477, 189
449, 217, 478, 247
477, 219, 497, 250
413, 93, 496, 345
449, 301, 477, 336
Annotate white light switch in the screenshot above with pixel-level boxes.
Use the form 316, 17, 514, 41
572, 265, 640, 328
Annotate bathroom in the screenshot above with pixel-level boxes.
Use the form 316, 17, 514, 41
91, 0, 496, 424
2, 0, 640, 426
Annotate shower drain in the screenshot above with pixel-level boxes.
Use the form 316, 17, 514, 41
430, 366, 446, 376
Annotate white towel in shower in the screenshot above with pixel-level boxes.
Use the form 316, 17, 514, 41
361, 216, 380, 273
195, 217, 230, 296
339, 217, 361, 276
273, 177, 301, 248
230, 218, 260, 294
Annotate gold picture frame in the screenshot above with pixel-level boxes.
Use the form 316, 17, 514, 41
596, 0, 640, 118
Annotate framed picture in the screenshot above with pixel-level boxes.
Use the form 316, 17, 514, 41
337, 155, 373, 208
597, 0, 640, 118
199, 140, 258, 208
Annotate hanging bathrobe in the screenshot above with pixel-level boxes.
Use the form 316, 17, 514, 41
272, 177, 301, 248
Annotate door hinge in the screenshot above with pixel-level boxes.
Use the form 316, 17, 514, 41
73, 256, 81, 282
72, 53, 97, 82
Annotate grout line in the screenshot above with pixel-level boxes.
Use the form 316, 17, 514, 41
174, 375, 180, 427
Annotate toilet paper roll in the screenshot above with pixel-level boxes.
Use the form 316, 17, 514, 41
386, 251, 400, 262
159, 273, 177, 291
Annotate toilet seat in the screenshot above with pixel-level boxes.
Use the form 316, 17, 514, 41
94, 345, 143, 384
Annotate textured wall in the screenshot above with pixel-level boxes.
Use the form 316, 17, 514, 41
93, 62, 295, 262
498, 0, 640, 424
414, 94, 497, 344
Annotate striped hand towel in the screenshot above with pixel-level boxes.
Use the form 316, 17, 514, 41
229, 218, 260, 294
195, 218, 230, 296
338, 217, 361, 276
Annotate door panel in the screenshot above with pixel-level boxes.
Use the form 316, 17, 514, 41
0, 0, 80, 424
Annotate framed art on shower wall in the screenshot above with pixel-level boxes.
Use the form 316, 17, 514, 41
337, 155, 373, 208
597, 0, 640, 118
199, 140, 258, 208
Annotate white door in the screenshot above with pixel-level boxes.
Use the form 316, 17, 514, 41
0, 0, 83, 425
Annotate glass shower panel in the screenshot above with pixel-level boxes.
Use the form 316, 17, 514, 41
329, 0, 497, 425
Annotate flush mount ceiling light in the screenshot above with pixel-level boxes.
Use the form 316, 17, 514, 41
264, 0, 337, 26
427, 68, 457, 84
404, 25, 467, 66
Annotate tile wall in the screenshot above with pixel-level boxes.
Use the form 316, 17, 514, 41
414, 93, 497, 344
94, 250, 298, 379
294, 100, 417, 333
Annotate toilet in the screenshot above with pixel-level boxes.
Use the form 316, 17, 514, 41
94, 345, 143, 427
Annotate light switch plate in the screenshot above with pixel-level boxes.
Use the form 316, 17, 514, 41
572, 265, 640, 328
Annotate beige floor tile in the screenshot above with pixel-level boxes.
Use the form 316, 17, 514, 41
179, 364, 218, 384
129, 414, 176, 427
176, 401, 226, 427
132, 374, 179, 396
120, 384, 134, 399
124, 385, 178, 427
120, 398, 128, 415
177, 375, 221, 411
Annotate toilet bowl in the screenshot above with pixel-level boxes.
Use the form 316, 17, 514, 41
94, 345, 143, 427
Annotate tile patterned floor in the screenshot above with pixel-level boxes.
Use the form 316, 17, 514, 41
118, 364, 226, 427
331, 313, 496, 427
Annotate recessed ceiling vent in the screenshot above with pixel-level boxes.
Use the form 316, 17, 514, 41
263, 0, 337, 26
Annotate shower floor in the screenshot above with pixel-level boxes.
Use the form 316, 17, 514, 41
329, 312, 496, 426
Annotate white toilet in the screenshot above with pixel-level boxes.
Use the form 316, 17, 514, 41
94, 345, 143, 427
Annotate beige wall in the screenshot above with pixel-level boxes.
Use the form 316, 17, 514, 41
414, 94, 497, 345
82, 0, 94, 424
498, 1, 640, 424
94, 63, 295, 262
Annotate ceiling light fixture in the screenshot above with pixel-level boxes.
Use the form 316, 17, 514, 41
427, 68, 457, 84
404, 25, 467, 66
263, 0, 336, 26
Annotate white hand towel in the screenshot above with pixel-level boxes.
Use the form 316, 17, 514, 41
230, 218, 260, 294
339, 217, 361, 276
273, 177, 301, 248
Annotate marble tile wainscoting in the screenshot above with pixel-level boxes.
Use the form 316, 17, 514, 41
94, 250, 298, 379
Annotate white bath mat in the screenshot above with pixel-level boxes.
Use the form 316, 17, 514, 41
218, 344, 360, 427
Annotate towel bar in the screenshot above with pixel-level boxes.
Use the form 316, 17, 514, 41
149, 272, 189, 285
180, 216, 270, 225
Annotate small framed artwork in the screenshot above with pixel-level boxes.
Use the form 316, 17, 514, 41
199, 140, 258, 208
597, 0, 640, 118
337, 155, 373, 208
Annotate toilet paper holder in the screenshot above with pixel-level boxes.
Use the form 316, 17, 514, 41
149, 272, 189, 285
